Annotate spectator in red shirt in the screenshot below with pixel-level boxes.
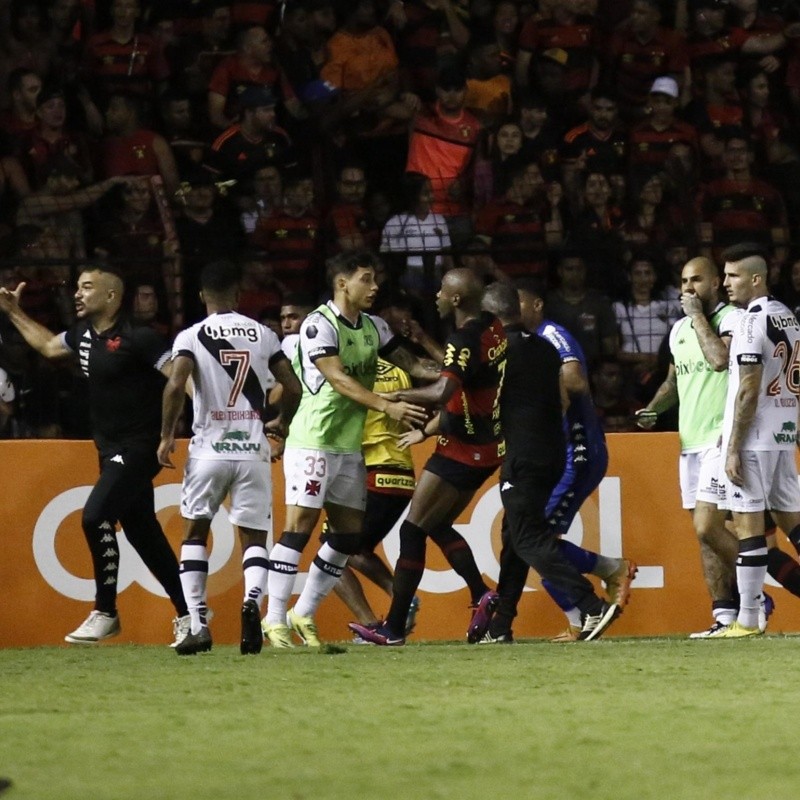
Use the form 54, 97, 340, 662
100, 92, 179, 197
0, 68, 41, 148
324, 160, 380, 254
629, 76, 698, 172
603, 0, 688, 120
82, 0, 170, 103
208, 24, 278, 129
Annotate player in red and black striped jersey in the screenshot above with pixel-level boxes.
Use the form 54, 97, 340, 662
349, 268, 507, 646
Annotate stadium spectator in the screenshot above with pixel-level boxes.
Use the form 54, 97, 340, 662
207, 85, 293, 182
240, 163, 282, 234
464, 35, 512, 126
516, 89, 561, 181
237, 248, 286, 322
629, 76, 698, 172
131, 281, 169, 336
324, 160, 380, 254
0, 1, 52, 108
474, 159, 563, 281
380, 171, 452, 299
546, 249, 618, 366
473, 118, 524, 208
603, 0, 688, 120
158, 87, 208, 175
0, 68, 41, 147
82, 0, 170, 103
696, 129, 788, 265
207, 24, 278, 130
591, 355, 640, 432
251, 167, 321, 293
100, 91, 179, 198
490, 0, 520, 75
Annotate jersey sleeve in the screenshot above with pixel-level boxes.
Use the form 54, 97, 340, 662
736, 313, 764, 366
539, 322, 580, 365
301, 310, 338, 362
133, 325, 172, 370
261, 325, 288, 367
172, 327, 195, 361
369, 314, 397, 352
717, 307, 741, 338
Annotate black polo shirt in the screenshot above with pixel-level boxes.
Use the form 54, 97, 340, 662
500, 323, 565, 469
63, 317, 170, 453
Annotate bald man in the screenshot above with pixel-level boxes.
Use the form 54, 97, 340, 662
350, 269, 507, 645
637, 256, 745, 636
0, 267, 189, 645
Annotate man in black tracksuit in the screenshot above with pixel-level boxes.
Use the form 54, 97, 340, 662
482, 283, 620, 641
0, 266, 188, 644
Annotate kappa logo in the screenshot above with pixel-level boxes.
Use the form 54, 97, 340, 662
101, 534, 114, 543
305, 479, 322, 496
500, 481, 513, 491
99, 521, 113, 531
110, 454, 125, 465
102, 548, 118, 557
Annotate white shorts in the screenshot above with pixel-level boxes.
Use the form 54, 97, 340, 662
181, 457, 272, 531
717, 450, 800, 514
284, 448, 367, 511
679, 448, 723, 510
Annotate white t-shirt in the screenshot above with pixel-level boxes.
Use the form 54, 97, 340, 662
613, 298, 681, 355
380, 212, 451, 272
722, 296, 800, 453
173, 311, 286, 460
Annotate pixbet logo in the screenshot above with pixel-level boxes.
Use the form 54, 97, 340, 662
32, 484, 236, 601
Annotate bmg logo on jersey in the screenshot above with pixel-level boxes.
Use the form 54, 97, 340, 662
203, 323, 259, 343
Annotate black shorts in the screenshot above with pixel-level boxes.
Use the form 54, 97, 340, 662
424, 452, 497, 492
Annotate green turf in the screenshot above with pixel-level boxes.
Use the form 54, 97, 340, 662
1, 637, 795, 800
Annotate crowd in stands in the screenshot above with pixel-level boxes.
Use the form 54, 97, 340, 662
2, 0, 800, 438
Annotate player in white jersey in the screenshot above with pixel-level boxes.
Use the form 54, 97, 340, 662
717, 244, 800, 637
158, 260, 302, 655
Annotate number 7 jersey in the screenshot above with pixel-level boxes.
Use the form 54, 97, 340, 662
172, 311, 288, 460
723, 296, 800, 452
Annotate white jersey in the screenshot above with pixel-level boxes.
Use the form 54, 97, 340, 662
173, 311, 287, 461
294, 301, 394, 395
722, 296, 800, 453
281, 333, 299, 362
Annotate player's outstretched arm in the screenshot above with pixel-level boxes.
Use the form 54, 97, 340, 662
636, 364, 679, 429
0, 284, 69, 360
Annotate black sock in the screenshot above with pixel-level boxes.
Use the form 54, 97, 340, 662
788, 525, 800, 555
430, 525, 487, 604
386, 520, 427, 635
768, 548, 800, 598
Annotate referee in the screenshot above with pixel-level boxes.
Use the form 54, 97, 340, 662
0, 266, 188, 644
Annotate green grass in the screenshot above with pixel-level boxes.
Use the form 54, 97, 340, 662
1, 637, 796, 800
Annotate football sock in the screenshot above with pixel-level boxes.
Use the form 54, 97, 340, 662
266, 540, 301, 624
293, 542, 348, 618
736, 535, 768, 629
180, 540, 208, 635
242, 544, 269, 607
565, 607, 582, 628
430, 525, 487, 604
787, 525, 800, 555
767, 547, 800, 598
82, 517, 119, 614
712, 600, 737, 626
386, 520, 427, 635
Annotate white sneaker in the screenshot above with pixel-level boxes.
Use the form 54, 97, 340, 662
65, 611, 120, 644
689, 621, 730, 639
170, 615, 191, 648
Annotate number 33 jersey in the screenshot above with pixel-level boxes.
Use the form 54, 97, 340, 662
173, 311, 288, 460
723, 296, 800, 452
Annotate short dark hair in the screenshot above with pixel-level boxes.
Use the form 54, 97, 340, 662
721, 242, 768, 263
200, 260, 242, 293
590, 85, 618, 105
326, 250, 379, 287
7, 67, 38, 95
281, 291, 316, 309
514, 276, 547, 301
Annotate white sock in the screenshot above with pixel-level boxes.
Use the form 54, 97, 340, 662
712, 605, 737, 626
293, 543, 349, 618
266, 543, 301, 624
565, 606, 582, 628
242, 545, 269, 608
736, 536, 768, 629
180, 542, 208, 635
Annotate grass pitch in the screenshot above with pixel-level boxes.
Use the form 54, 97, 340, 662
1, 636, 795, 800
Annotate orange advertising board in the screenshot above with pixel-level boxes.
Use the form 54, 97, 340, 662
2, 433, 800, 647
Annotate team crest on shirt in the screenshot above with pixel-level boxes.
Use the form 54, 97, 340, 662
459, 125, 472, 139
105, 336, 122, 352
305, 479, 321, 496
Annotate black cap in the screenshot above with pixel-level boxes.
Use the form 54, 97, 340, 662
437, 66, 467, 91
239, 85, 277, 110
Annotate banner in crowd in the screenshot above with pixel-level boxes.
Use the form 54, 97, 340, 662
3, 434, 800, 647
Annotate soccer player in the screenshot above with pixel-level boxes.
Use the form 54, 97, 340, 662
716, 245, 800, 637
350, 268, 506, 646
262, 251, 428, 648
0, 267, 189, 644
484, 282, 621, 641
484, 277, 635, 643
158, 261, 302, 656
637, 257, 742, 636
